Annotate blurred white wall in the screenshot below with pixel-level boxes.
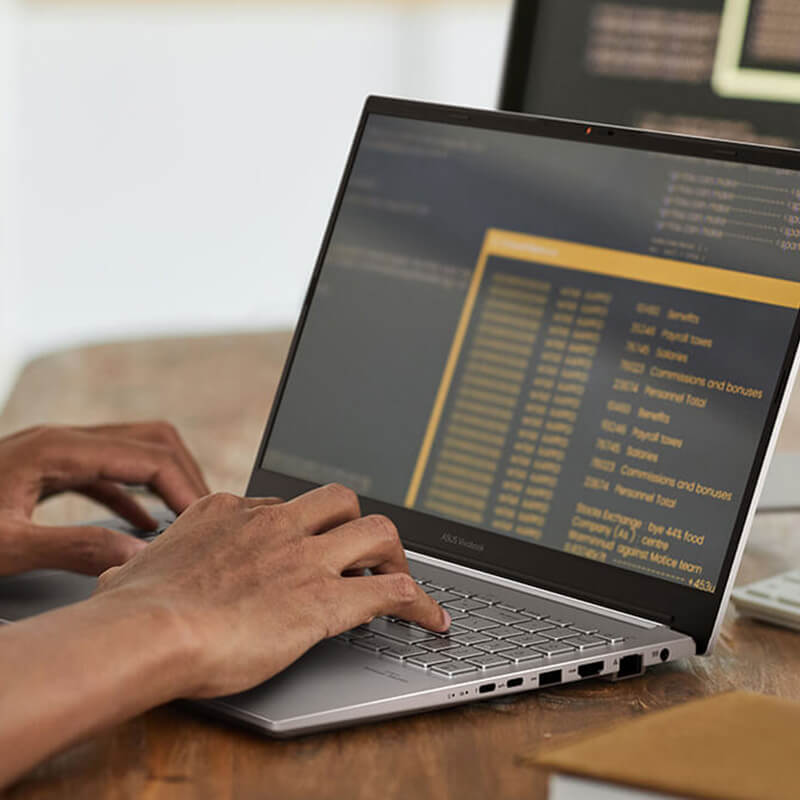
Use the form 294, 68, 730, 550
1, 0, 512, 406
0, 2, 20, 404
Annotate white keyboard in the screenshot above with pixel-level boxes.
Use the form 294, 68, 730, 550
732, 569, 800, 631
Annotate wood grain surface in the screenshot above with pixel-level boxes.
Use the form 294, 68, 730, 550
2, 331, 800, 800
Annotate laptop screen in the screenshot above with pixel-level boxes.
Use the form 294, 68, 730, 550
262, 112, 800, 598
501, 0, 800, 147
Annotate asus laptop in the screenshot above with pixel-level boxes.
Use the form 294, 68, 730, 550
2, 97, 800, 736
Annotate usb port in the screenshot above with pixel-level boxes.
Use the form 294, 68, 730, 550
538, 669, 562, 686
479, 683, 496, 694
507, 677, 523, 688
578, 660, 604, 678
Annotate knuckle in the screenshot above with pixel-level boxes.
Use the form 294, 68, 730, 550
366, 514, 399, 545
21, 424, 46, 437
208, 491, 243, 512
249, 503, 276, 520
25, 424, 63, 454
388, 572, 418, 604
154, 420, 180, 441
326, 483, 359, 514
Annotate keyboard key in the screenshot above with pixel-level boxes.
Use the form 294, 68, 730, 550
442, 598, 489, 613
472, 607, 530, 625
419, 638, 459, 652
426, 590, 461, 603
407, 651, 452, 668
469, 594, 498, 605
502, 647, 544, 664
403, 622, 449, 638
598, 633, 625, 645
352, 635, 397, 653
483, 626, 523, 640
513, 619, 555, 634
563, 635, 606, 650
445, 646, 485, 660
533, 641, 576, 656
507, 634, 549, 648
364, 619, 433, 643
382, 644, 426, 661
346, 627, 372, 639
451, 616, 499, 632
518, 609, 548, 620
494, 601, 522, 612
545, 617, 572, 627
467, 653, 511, 669
451, 631, 493, 646
539, 628, 577, 641
432, 660, 480, 677
568, 623, 599, 635
425, 581, 451, 591
476, 639, 516, 654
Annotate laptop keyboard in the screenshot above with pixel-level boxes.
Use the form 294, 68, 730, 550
337, 575, 625, 678
144, 518, 627, 678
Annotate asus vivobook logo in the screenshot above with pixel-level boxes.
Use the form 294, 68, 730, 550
441, 532, 484, 552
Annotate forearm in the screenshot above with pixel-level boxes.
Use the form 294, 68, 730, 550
0, 592, 195, 788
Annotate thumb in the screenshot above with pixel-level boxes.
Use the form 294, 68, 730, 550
27, 524, 148, 576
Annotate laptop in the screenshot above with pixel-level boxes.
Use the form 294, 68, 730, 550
2, 97, 800, 737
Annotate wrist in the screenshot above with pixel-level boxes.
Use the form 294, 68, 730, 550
82, 588, 203, 705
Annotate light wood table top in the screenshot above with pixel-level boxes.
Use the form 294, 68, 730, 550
3, 331, 800, 800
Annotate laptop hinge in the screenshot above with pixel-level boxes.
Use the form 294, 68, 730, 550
406, 548, 669, 630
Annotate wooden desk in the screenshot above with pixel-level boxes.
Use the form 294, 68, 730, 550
3, 331, 800, 800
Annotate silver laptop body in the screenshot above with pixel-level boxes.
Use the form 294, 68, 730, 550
3, 97, 800, 737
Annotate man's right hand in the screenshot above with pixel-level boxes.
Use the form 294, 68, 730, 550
93, 484, 451, 699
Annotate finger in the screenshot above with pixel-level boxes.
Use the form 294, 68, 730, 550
82, 422, 210, 497
42, 430, 201, 513
332, 573, 450, 634
25, 524, 147, 576
316, 515, 409, 576
267, 484, 360, 537
76, 480, 159, 531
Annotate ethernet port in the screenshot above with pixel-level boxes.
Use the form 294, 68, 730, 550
617, 654, 643, 678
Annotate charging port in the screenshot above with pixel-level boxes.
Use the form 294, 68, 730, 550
618, 654, 644, 678
507, 677, 523, 688
479, 683, 496, 694
578, 660, 604, 678
539, 669, 562, 686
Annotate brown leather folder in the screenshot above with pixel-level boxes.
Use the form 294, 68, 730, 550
533, 691, 800, 800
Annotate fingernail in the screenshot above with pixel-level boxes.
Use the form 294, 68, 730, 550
441, 609, 451, 630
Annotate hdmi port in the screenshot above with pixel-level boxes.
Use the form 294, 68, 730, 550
578, 660, 604, 678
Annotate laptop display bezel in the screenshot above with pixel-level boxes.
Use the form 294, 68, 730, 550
247, 96, 800, 654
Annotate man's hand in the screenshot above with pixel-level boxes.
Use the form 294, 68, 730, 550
0, 422, 209, 576
0, 484, 449, 786
94, 484, 450, 698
